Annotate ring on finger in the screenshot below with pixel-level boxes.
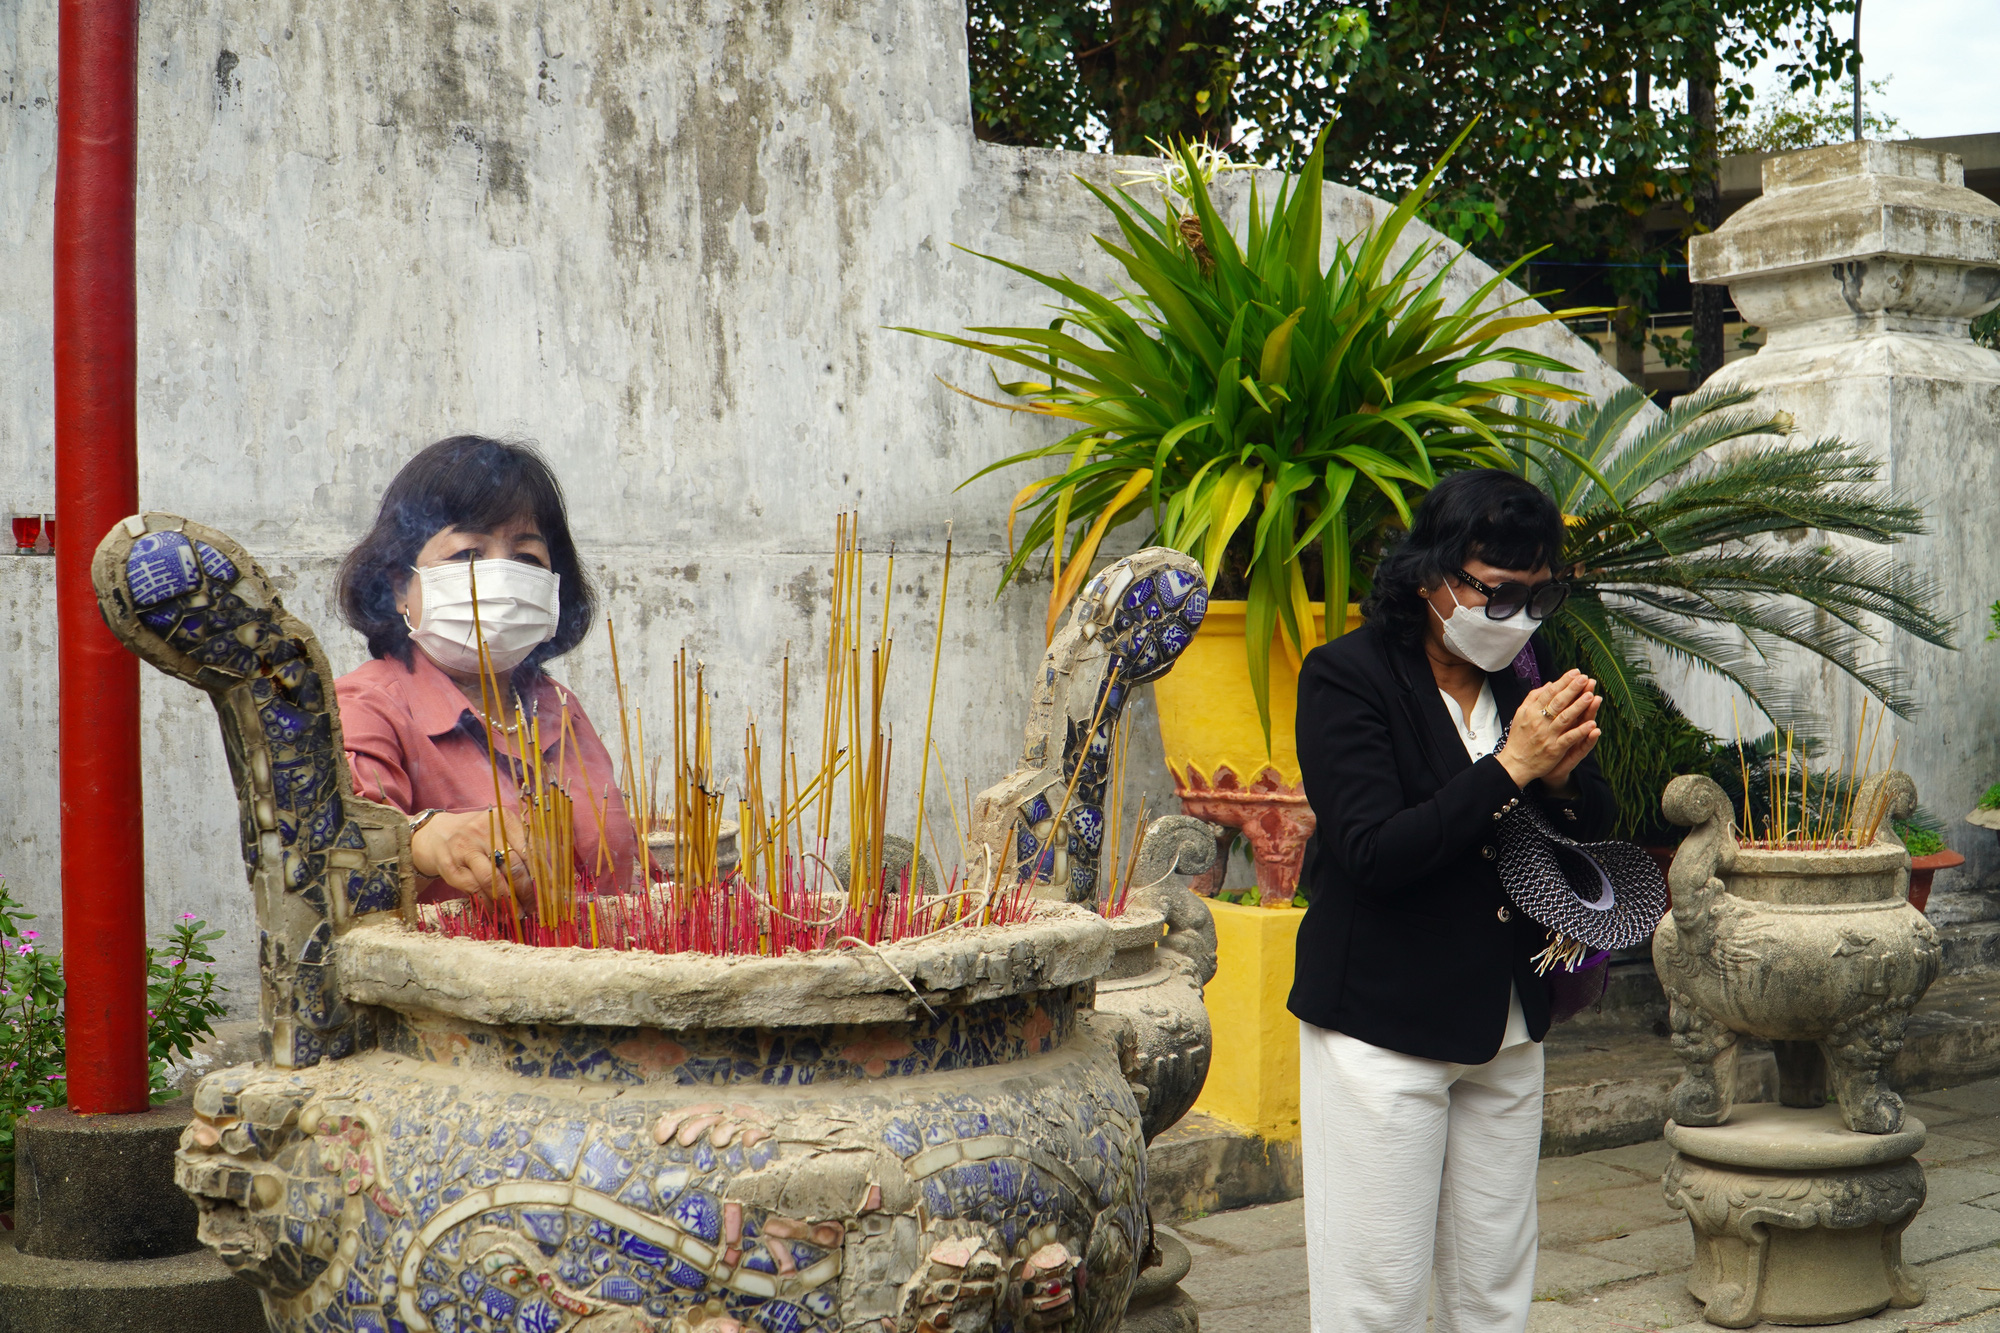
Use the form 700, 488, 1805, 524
492, 850, 507, 870
1540, 706, 1554, 718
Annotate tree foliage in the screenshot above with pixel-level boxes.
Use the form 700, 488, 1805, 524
967, 1, 1861, 299
968, 1, 1370, 155
1720, 76, 1900, 155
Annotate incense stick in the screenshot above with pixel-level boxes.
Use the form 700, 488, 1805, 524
910, 523, 953, 880
419, 511, 1045, 957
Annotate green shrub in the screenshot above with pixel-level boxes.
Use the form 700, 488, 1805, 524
1893, 821, 1945, 858
0, 877, 229, 1215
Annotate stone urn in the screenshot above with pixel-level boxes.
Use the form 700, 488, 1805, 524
645, 822, 742, 880
1092, 815, 1221, 1333
1091, 907, 1203, 1333
90, 514, 1151, 1333
1655, 773, 1940, 1327
1093, 812, 1224, 1145
1655, 773, 1941, 1135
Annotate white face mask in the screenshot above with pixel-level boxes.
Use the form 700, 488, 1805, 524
405, 559, 561, 675
1432, 578, 1538, 673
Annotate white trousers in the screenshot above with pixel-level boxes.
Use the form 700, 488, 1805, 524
1299, 1022, 1544, 1333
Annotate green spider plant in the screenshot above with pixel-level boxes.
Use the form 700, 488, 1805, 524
902, 132, 1603, 745
1519, 383, 1955, 827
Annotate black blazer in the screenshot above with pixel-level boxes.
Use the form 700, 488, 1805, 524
1286, 619, 1614, 1063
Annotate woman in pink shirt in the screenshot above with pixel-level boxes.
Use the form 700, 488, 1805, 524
334, 436, 639, 909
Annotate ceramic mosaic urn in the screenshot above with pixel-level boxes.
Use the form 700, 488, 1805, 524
91, 514, 1149, 1333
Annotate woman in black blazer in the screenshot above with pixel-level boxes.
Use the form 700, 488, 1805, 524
1289, 470, 1612, 1333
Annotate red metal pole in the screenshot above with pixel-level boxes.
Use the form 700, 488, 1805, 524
55, 0, 147, 1114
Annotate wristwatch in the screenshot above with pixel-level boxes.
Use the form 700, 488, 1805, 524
409, 809, 445, 837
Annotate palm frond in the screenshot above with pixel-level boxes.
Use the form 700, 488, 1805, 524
1519, 386, 1954, 833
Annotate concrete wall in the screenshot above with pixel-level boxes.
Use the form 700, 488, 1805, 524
0, 0, 1633, 1001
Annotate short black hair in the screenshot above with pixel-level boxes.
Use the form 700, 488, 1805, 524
337, 436, 596, 679
1362, 469, 1566, 645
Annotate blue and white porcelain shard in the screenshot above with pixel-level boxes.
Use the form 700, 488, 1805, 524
195, 539, 240, 582
1155, 565, 1198, 609
972, 547, 1208, 904
97, 514, 401, 1074
125, 530, 202, 607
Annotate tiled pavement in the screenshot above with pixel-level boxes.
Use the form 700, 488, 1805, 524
1175, 1077, 2000, 1332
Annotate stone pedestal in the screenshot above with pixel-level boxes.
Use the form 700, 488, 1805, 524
1120, 1230, 1199, 1333
1665, 1105, 1927, 1328
0, 1101, 265, 1332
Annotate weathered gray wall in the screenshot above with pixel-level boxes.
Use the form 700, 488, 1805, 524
0, 0, 1632, 1001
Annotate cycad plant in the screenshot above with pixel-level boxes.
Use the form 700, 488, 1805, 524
904, 134, 1599, 741
1517, 383, 1956, 833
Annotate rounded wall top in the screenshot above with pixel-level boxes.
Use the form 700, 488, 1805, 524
335, 903, 1115, 1030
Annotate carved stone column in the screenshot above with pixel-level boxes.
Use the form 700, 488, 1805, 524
1689, 140, 2000, 889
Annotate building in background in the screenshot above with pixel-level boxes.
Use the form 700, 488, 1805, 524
1535, 133, 2000, 400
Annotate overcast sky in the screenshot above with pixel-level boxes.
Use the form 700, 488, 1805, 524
1746, 0, 2000, 139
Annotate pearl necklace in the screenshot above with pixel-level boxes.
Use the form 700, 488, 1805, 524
467, 697, 527, 736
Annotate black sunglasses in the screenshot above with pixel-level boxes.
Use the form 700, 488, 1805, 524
1452, 568, 1571, 621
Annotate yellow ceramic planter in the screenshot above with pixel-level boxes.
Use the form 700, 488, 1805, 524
1191, 898, 1306, 1139
1153, 601, 1361, 903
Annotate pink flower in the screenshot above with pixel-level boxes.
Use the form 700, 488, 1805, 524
20, 931, 37, 940
14, 944, 30, 956
26, 1104, 42, 1112
179, 913, 195, 921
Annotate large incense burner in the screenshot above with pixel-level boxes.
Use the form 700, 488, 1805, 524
1655, 773, 1941, 1136
91, 514, 1188, 1333
1654, 773, 1941, 1327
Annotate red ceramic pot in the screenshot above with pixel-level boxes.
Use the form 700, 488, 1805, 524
1907, 848, 1965, 912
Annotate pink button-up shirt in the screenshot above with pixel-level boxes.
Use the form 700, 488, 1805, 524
336, 651, 641, 901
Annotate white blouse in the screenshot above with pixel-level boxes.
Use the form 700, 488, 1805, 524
1440, 682, 1532, 1051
